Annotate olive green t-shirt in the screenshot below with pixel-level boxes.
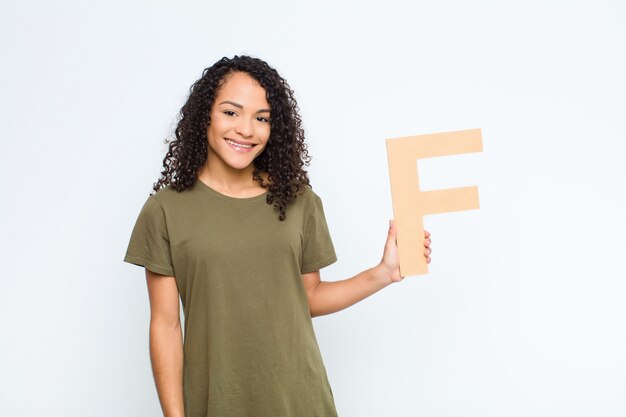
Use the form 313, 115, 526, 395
123, 179, 339, 417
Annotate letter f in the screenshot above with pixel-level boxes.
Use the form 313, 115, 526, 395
386, 128, 483, 276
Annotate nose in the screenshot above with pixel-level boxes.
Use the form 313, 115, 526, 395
234, 117, 254, 138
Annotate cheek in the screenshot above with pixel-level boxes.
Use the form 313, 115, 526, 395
256, 134, 271, 153
261, 126, 271, 143
208, 113, 232, 133
207, 127, 220, 145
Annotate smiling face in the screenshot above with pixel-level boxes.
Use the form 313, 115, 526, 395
205, 71, 271, 174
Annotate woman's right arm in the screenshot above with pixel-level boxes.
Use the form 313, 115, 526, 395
145, 268, 185, 417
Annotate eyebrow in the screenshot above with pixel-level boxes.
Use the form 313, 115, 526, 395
218, 100, 270, 113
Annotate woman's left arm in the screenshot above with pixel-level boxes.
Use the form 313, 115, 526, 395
302, 220, 432, 318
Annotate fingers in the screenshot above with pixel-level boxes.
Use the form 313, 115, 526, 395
388, 220, 396, 237
424, 227, 431, 260
387, 220, 432, 264
424, 246, 432, 264
388, 220, 432, 263
386, 220, 397, 246
424, 234, 432, 262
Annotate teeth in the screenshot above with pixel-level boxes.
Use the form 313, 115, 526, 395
226, 139, 252, 149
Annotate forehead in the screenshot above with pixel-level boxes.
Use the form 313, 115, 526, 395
216, 72, 267, 101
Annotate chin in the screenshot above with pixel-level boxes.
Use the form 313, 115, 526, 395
225, 156, 259, 171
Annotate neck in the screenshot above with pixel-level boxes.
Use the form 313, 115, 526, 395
197, 159, 267, 198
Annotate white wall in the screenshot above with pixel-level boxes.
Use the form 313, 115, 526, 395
1, 0, 625, 416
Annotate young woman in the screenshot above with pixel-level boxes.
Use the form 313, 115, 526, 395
123, 55, 432, 417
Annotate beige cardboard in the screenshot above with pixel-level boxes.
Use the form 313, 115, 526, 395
386, 128, 483, 276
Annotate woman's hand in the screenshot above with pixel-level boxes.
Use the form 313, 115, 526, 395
377, 220, 432, 284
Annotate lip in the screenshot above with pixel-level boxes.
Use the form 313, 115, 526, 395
224, 138, 257, 153
224, 138, 256, 146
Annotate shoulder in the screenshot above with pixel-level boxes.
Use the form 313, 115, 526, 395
278, 184, 316, 220
150, 184, 192, 208
293, 184, 330, 218
294, 184, 322, 206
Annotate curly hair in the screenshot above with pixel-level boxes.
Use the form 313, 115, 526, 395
152, 55, 311, 220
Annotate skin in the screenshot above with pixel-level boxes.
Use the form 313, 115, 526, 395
146, 71, 432, 416
197, 71, 271, 197
303, 221, 431, 317
146, 269, 184, 417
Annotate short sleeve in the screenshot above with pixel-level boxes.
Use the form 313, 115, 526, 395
123, 196, 175, 276
301, 193, 337, 274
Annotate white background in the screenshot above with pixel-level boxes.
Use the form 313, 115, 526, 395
1, 1, 625, 416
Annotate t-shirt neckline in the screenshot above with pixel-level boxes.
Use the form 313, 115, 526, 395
195, 178, 268, 202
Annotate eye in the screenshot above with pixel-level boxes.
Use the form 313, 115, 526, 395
256, 116, 270, 123
223, 110, 237, 117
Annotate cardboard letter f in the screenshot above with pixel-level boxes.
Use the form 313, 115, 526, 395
386, 128, 483, 276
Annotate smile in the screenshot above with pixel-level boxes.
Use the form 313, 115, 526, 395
225, 138, 256, 152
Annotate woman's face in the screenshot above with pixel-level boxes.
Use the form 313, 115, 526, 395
206, 71, 271, 173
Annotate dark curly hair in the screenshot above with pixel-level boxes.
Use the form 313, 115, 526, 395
151, 55, 311, 220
